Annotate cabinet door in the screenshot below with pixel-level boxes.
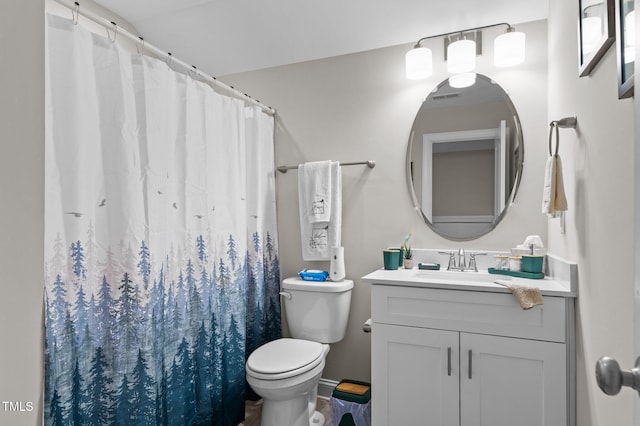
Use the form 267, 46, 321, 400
372, 323, 459, 426
460, 333, 566, 426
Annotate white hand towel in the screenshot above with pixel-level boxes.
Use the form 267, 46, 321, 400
299, 161, 342, 260
541, 156, 556, 215
541, 155, 567, 217
298, 160, 332, 223
554, 155, 568, 212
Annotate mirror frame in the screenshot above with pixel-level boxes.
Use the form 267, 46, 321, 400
406, 74, 524, 241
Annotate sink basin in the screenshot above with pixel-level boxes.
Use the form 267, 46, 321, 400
412, 269, 511, 284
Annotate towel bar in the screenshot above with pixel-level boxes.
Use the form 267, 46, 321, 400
277, 160, 376, 174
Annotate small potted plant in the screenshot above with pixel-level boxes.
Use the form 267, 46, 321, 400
403, 247, 414, 269
402, 232, 414, 269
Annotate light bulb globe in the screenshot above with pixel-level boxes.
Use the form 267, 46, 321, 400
406, 46, 433, 80
447, 39, 476, 73
494, 30, 526, 67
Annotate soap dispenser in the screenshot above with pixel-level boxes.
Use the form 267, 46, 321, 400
330, 246, 346, 281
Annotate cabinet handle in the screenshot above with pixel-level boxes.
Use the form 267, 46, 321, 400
468, 350, 473, 379
447, 347, 452, 376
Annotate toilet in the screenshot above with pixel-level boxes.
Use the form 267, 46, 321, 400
245, 277, 353, 426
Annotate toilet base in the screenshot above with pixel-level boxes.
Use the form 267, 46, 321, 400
260, 397, 324, 426
261, 393, 315, 426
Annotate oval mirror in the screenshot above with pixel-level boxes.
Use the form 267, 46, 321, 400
406, 74, 523, 240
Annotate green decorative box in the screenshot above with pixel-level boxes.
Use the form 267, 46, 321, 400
521, 255, 544, 274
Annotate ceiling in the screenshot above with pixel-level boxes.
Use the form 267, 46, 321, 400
94, 0, 549, 77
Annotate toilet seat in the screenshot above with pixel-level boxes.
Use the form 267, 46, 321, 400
246, 338, 325, 381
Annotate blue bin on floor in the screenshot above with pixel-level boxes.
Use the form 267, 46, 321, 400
330, 379, 371, 426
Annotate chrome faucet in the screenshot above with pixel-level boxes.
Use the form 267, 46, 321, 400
439, 249, 487, 272
458, 248, 466, 269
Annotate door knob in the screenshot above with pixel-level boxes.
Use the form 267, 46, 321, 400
595, 356, 640, 396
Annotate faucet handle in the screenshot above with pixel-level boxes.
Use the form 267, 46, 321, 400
469, 252, 487, 257
468, 252, 487, 272
438, 251, 456, 270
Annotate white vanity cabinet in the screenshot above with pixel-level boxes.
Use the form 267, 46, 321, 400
369, 283, 575, 426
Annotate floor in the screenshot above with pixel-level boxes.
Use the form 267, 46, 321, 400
239, 397, 333, 426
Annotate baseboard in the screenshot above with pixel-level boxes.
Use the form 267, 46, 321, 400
318, 378, 339, 399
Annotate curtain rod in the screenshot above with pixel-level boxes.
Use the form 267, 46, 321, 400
53, 0, 276, 116
277, 160, 376, 174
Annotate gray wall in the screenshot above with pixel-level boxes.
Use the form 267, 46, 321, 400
548, 1, 635, 425
223, 19, 548, 384
0, 1, 45, 425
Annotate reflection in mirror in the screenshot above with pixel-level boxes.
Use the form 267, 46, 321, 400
407, 74, 523, 240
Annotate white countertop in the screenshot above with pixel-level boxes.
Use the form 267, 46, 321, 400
362, 267, 576, 297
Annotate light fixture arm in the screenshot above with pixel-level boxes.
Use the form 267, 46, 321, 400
414, 22, 513, 47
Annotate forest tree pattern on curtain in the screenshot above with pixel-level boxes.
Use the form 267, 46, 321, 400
44, 13, 281, 426
44, 232, 280, 425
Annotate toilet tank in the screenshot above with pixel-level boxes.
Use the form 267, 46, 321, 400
281, 277, 353, 343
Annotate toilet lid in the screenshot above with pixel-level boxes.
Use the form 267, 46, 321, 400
247, 338, 324, 375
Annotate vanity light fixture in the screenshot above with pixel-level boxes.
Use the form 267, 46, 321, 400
447, 37, 476, 73
493, 27, 526, 67
405, 22, 526, 85
405, 45, 433, 79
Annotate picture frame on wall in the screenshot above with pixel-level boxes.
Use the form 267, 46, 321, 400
578, 0, 615, 76
615, 0, 634, 98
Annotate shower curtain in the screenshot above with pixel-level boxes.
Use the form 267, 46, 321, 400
44, 15, 281, 425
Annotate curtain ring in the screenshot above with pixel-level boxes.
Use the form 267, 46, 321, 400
106, 21, 117, 43
166, 52, 173, 69
548, 121, 560, 157
188, 65, 197, 79
72, 1, 80, 25
137, 37, 145, 56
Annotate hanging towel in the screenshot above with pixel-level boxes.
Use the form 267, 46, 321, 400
554, 155, 568, 211
494, 280, 544, 310
542, 123, 568, 217
298, 160, 333, 223
299, 161, 342, 260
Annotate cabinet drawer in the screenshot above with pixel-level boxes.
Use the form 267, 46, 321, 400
372, 285, 566, 342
